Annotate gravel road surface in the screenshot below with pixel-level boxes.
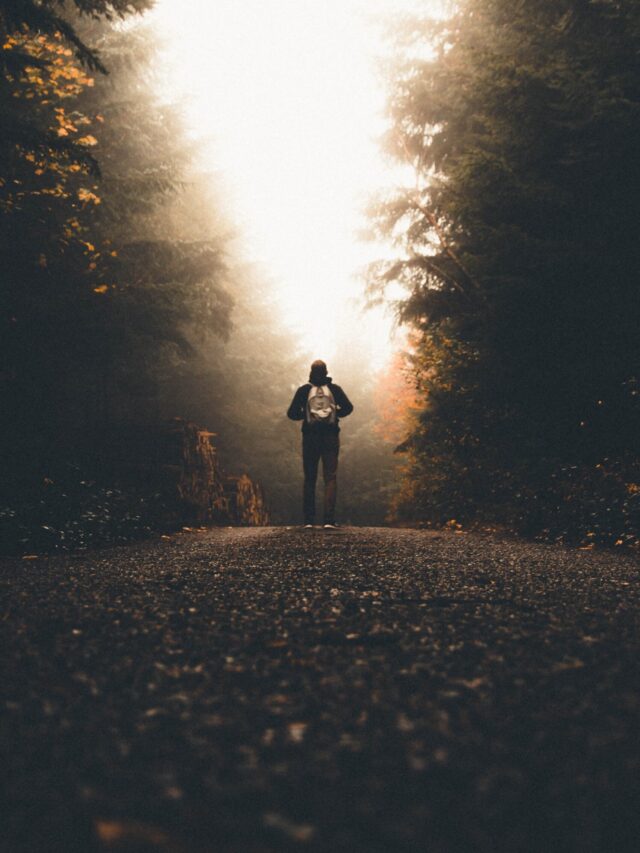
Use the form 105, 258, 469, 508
2, 527, 640, 852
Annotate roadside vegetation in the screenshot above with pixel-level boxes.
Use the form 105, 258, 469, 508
371, 0, 640, 546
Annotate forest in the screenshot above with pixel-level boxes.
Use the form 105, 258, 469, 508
2, 0, 639, 551
369, 0, 640, 546
0, 0, 399, 553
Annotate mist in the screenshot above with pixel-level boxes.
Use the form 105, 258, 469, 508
0, 2, 409, 549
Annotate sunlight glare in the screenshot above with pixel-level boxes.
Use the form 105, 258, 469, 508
150, 0, 444, 369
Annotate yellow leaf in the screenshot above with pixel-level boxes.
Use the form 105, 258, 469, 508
77, 135, 98, 147
77, 188, 101, 204
93, 285, 109, 294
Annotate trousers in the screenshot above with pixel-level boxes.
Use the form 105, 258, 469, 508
302, 430, 339, 524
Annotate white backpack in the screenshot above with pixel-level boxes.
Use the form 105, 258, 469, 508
306, 384, 337, 426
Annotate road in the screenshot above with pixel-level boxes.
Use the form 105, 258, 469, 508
2, 526, 640, 852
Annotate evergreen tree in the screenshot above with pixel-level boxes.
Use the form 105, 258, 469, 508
370, 0, 640, 541
0, 0, 151, 169
1, 17, 234, 480
1, 9, 309, 527
1, 2, 153, 473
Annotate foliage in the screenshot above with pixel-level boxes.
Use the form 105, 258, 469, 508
0, 423, 271, 554
0, 0, 151, 177
0, 8, 317, 540
1, 17, 236, 485
0, 1, 152, 55
329, 341, 404, 526
0, 1, 402, 539
0, 477, 165, 555
157, 260, 308, 523
371, 0, 640, 544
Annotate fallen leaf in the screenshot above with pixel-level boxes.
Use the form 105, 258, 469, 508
263, 812, 315, 843
552, 657, 585, 673
95, 819, 175, 848
287, 722, 308, 743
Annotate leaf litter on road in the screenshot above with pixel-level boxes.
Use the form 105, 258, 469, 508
1, 526, 640, 852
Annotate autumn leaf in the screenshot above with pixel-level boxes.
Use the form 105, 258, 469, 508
77, 188, 101, 204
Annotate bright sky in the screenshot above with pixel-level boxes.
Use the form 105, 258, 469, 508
150, 0, 442, 369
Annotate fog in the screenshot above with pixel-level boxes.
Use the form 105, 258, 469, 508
149, 0, 440, 368
141, 0, 442, 521
0, 0, 431, 547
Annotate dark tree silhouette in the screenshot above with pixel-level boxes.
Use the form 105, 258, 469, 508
370, 0, 640, 543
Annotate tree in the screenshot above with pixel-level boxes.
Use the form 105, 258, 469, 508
1, 2, 155, 472
0, 0, 151, 172
370, 0, 640, 540
1, 17, 236, 483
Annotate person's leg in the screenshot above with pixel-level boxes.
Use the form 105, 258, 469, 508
321, 433, 339, 524
302, 433, 321, 524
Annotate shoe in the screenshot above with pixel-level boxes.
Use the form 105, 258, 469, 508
323, 523, 339, 530
303, 523, 314, 529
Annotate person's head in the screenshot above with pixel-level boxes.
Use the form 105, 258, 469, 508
309, 359, 328, 385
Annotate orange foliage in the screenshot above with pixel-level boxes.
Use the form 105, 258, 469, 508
2, 31, 98, 192
372, 346, 420, 447
1, 30, 106, 280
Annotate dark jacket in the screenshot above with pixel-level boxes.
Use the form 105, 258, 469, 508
287, 379, 354, 433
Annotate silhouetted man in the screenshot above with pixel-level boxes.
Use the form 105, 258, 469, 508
287, 360, 353, 529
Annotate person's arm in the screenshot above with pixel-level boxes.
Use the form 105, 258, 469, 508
287, 386, 307, 421
333, 385, 353, 418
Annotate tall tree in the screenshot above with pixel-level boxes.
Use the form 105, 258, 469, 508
370, 0, 640, 539
1, 1, 153, 472
1, 16, 235, 482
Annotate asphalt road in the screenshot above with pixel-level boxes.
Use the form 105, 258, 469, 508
2, 526, 640, 853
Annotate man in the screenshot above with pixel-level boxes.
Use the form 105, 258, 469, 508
287, 360, 353, 529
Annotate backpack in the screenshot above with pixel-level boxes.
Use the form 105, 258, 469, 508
306, 384, 337, 427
